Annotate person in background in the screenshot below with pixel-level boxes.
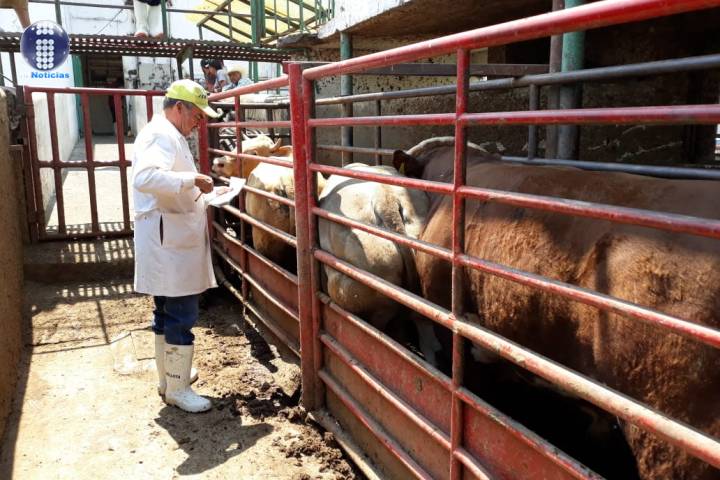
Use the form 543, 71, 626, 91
0, 0, 30, 29
206, 59, 229, 93
223, 64, 254, 91
133, 0, 171, 39
200, 59, 216, 92
131, 79, 226, 413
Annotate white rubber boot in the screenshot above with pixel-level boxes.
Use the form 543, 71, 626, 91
155, 334, 198, 397
133, 0, 149, 37
164, 344, 212, 413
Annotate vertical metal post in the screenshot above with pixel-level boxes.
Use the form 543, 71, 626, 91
0, 53, 5, 87
237, 101, 250, 303
545, 0, 564, 159
528, 83, 539, 159
145, 94, 153, 122
340, 32, 353, 165
557, 0, 585, 160
189, 55, 195, 80
198, 116, 210, 174
9, 51, 18, 87
176, 58, 183, 81
47, 93, 66, 235
160, 0, 169, 39
80, 93, 99, 234
54, 0, 62, 26
449, 48, 470, 480
228, 1, 233, 41
289, 62, 322, 411
24, 88, 45, 241
374, 100, 382, 165
198, 25, 203, 40
114, 94, 131, 232
299, 0, 305, 31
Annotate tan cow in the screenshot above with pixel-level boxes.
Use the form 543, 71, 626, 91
318, 163, 441, 363
212, 133, 285, 178
244, 147, 326, 268
393, 137, 720, 480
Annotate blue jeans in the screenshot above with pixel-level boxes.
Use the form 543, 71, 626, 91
151, 295, 200, 346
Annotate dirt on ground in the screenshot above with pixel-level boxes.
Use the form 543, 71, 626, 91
0, 279, 362, 480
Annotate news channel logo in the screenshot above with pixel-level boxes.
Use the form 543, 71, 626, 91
20, 21, 70, 71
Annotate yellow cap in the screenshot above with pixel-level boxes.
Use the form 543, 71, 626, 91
165, 79, 221, 118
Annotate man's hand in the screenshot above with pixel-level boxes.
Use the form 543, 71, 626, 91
194, 174, 214, 193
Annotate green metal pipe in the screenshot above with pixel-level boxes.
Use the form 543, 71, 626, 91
161, 0, 168, 38
54, 0, 62, 25
340, 32, 353, 164
558, 0, 585, 160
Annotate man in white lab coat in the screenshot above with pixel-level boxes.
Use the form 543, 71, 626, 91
132, 79, 222, 413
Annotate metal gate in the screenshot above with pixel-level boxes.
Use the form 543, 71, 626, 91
20, 85, 163, 242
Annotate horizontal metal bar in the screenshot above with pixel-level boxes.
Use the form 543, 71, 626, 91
309, 163, 454, 196
213, 258, 301, 356
303, 0, 720, 79
25, 86, 164, 96
453, 387, 603, 479
212, 243, 299, 323
313, 207, 452, 262
452, 316, 720, 469
501, 156, 720, 181
318, 369, 436, 480
320, 333, 452, 451
317, 144, 395, 156
310, 104, 720, 128
214, 102, 290, 110
461, 104, 720, 126
207, 147, 294, 169
36, 161, 131, 168
41, 228, 133, 240
208, 76, 289, 101
212, 220, 299, 285
320, 292, 453, 392
293, 61, 548, 77
244, 185, 295, 208
458, 252, 720, 349
209, 120, 292, 129
314, 54, 720, 106
314, 249, 451, 328
310, 113, 455, 128
453, 448, 496, 480
221, 205, 297, 248
457, 184, 720, 240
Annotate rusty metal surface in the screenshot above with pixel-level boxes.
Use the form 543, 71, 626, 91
0, 32, 290, 62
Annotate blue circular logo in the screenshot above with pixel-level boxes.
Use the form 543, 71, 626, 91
20, 21, 70, 71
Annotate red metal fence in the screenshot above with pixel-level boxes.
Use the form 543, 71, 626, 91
21, 86, 163, 241
203, 1, 720, 478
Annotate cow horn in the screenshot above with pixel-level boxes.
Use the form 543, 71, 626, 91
271, 138, 283, 152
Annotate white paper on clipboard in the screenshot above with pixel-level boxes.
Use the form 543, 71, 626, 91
209, 177, 246, 207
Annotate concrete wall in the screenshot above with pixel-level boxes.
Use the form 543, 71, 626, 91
302, 10, 720, 166
0, 90, 25, 443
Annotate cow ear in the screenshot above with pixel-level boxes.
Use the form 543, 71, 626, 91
275, 145, 293, 157
393, 150, 420, 177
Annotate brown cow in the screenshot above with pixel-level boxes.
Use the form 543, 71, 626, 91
212, 133, 285, 178
393, 137, 720, 480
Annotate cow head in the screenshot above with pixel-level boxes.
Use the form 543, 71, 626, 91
212, 155, 235, 177
392, 150, 427, 178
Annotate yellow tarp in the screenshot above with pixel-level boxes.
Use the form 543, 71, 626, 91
186, 0, 327, 44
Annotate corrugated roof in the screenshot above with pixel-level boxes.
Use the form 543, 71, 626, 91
0, 33, 291, 62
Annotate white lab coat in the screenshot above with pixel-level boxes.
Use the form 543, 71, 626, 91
132, 114, 217, 297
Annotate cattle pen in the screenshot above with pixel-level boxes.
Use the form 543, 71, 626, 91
8, 0, 720, 478
201, 1, 720, 479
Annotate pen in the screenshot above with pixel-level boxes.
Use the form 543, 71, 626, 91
194, 191, 203, 202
